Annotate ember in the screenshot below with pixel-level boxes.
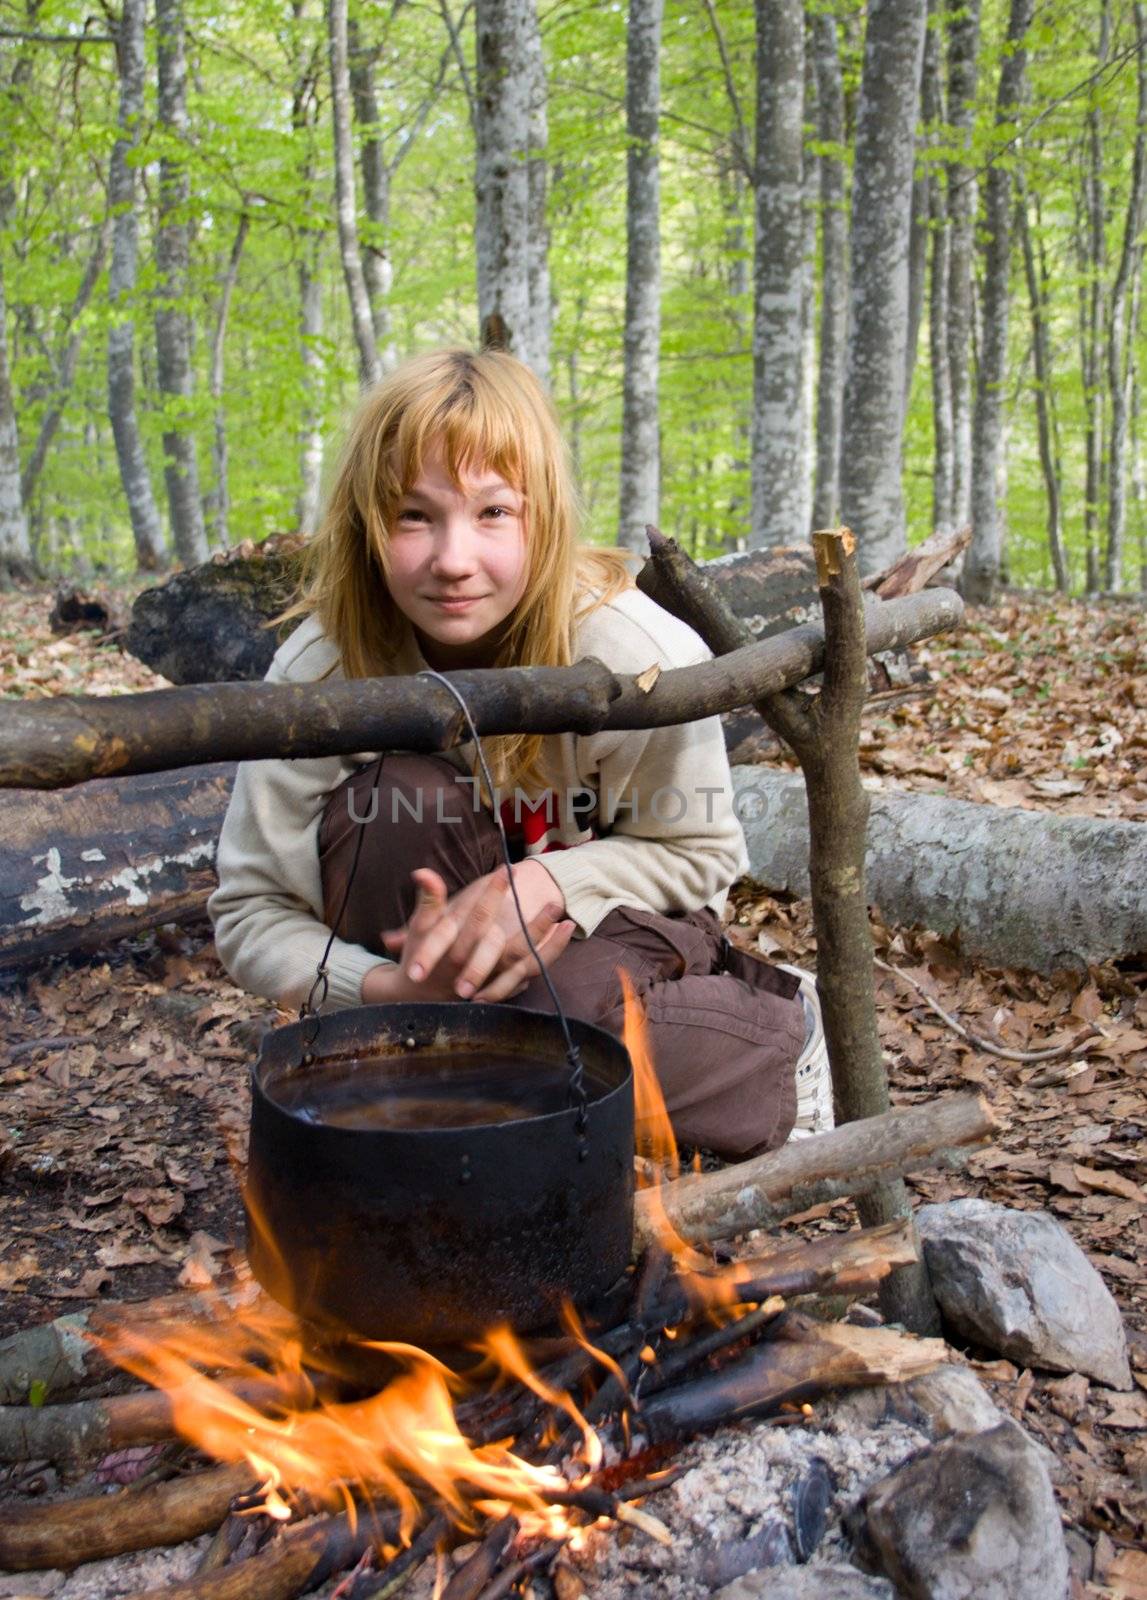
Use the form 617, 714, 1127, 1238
0, 989, 954, 1599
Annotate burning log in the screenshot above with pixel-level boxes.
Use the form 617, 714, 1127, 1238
127, 1507, 397, 1600
636, 1091, 996, 1248
0, 586, 961, 789
0, 1371, 319, 1464
0, 1461, 253, 1570
638, 1316, 947, 1442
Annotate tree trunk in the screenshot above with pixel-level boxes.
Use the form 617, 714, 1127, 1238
328, 0, 380, 389
107, 0, 166, 573
839, 0, 928, 574
923, 9, 954, 535
347, 18, 395, 372
208, 213, 249, 550
21, 220, 109, 508
1081, 1, 1111, 594
1104, 1, 1147, 592
297, 250, 324, 535
964, 0, 1032, 603
812, 14, 846, 530
154, 0, 208, 568
618, 0, 663, 551
945, 0, 979, 534
474, 0, 548, 374
1018, 179, 1068, 591
522, 0, 551, 386
750, 0, 805, 549
0, 254, 31, 579
904, 0, 932, 417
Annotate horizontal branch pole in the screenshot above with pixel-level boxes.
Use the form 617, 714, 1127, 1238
0, 589, 963, 790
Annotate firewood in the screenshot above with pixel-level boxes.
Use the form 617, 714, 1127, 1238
0, 587, 962, 789
634, 1092, 996, 1249
0, 1461, 253, 1571
863, 523, 971, 599
126, 1507, 397, 1600
638, 1315, 947, 1442
0, 1279, 267, 1406
440, 1515, 519, 1600
0, 1371, 319, 1464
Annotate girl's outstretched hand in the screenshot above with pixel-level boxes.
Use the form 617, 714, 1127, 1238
362, 866, 574, 1004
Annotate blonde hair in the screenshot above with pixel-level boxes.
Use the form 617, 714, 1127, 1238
283, 348, 634, 792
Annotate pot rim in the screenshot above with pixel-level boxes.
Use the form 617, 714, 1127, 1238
251, 1001, 633, 1141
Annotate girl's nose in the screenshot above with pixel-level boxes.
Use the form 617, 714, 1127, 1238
430, 517, 479, 576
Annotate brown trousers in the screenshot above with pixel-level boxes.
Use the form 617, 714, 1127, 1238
318, 754, 802, 1158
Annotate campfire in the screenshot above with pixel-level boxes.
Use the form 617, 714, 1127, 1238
0, 986, 970, 1600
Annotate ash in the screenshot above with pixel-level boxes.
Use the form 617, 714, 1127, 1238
563, 1405, 929, 1599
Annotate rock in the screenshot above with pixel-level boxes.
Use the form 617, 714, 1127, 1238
791, 1456, 834, 1560
824, 1364, 1002, 1441
901, 1364, 1006, 1436
713, 1565, 895, 1600
848, 1419, 1069, 1600
696, 1520, 794, 1588
917, 1199, 1133, 1390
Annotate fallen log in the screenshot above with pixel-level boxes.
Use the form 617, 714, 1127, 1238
123, 532, 971, 689
0, 1461, 253, 1570
734, 769, 1147, 975
636, 1092, 997, 1249
0, 588, 962, 790
0, 764, 234, 970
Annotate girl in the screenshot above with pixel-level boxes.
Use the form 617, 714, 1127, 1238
209, 348, 831, 1157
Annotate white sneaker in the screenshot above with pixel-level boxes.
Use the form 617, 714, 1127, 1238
774, 961, 834, 1140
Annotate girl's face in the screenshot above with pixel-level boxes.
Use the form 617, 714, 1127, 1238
386, 442, 529, 669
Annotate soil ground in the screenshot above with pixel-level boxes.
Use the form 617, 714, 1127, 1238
0, 584, 1144, 1596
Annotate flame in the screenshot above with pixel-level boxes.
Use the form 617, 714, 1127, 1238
103, 1303, 584, 1543
479, 1324, 602, 1472
620, 971, 781, 1318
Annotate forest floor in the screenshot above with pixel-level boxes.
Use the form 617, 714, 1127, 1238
0, 584, 1144, 1596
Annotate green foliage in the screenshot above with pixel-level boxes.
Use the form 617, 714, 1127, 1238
0, 0, 1143, 588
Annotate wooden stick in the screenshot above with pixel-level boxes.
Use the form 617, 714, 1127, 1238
875, 957, 1103, 1063
634, 1092, 996, 1249
639, 1315, 947, 1442
0, 1462, 253, 1571
0, 588, 962, 789
639, 527, 953, 1333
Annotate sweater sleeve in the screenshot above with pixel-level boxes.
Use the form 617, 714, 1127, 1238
539, 715, 749, 935
537, 594, 750, 935
207, 618, 392, 1010
208, 754, 388, 1010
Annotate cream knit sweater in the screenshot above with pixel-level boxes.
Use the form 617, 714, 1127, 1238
208, 586, 750, 1010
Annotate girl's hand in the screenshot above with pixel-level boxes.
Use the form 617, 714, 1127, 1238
364, 866, 573, 1003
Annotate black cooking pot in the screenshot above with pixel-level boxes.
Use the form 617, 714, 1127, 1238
246, 1003, 634, 1346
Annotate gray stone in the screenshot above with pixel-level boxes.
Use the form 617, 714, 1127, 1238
713, 1565, 894, 1600
849, 1419, 1069, 1600
901, 1364, 1006, 1436
917, 1198, 1133, 1390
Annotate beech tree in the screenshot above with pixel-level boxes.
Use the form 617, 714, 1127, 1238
946, 0, 980, 536
474, 0, 549, 376
618, 0, 663, 551
750, 0, 806, 549
964, 0, 1034, 603
839, 0, 928, 574
107, 0, 166, 572
329, 0, 380, 389
811, 13, 846, 530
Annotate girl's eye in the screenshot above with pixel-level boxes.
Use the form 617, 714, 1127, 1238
483, 505, 513, 520
397, 508, 426, 523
